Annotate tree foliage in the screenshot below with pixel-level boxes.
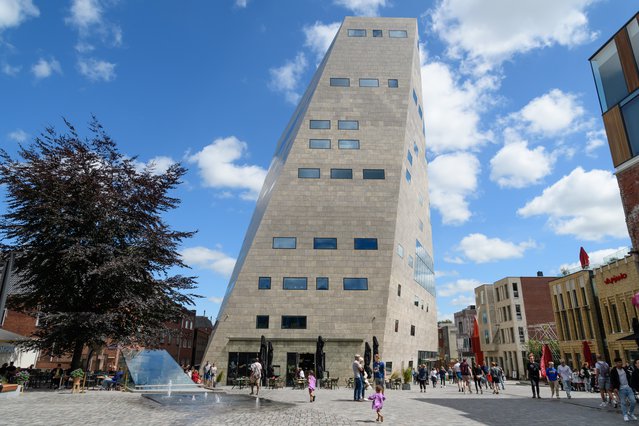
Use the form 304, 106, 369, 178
0, 118, 198, 368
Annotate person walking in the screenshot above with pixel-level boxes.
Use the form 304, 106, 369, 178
472, 362, 484, 394
430, 368, 438, 388
489, 362, 500, 394
249, 358, 262, 396
367, 384, 386, 423
527, 353, 542, 399
611, 357, 637, 422
373, 354, 385, 388
211, 362, 218, 388
595, 354, 614, 407
546, 361, 560, 399
418, 364, 428, 393
308, 370, 316, 402
557, 360, 573, 399
438, 366, 447, 388
581, 362, 591, 393
453, 360, 462, 392
460, 358, 472, 394
353, 354, 363, 401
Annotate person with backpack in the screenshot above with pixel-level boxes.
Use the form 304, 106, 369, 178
460, 358, 472, 394
526, 353, 542, 398
489, 362, 501, 394
596, 354, 614, 407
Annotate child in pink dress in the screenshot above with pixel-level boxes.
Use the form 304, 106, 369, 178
368, 384, 386, 422
307, 370, 316, 402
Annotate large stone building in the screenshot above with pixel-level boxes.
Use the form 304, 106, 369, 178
548, 269, 607, 368
590, 12, 639, 250
204, 17, 437, 383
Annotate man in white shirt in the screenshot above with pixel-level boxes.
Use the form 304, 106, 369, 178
453, 360, 462, 392
557, 360, 573, 399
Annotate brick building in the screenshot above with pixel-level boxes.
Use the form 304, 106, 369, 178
437, 321, 457, 365
453, 305, 476, 360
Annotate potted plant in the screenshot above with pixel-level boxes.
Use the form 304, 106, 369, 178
70, 368, 84, 394
215, 371, 224, 386
401, 367, 412, 390
388, 370, 400, 389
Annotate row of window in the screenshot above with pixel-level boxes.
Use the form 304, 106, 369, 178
347, 29, 407, 38
309, 138, 360, 149
258, 277, 368, 291
272, 237, 378, 250
298, 168, 385, 180
256, 315, 306, 329
330, 78, 399, 88
310, 120, 358, 130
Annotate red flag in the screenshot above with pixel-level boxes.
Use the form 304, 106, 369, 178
540, 344, 552, 378
471, 317, 484, 366
579, 247, 589, 269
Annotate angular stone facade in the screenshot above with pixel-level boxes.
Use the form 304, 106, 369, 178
203, 16, 437, 384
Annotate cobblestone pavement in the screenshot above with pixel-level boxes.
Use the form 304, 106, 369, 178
2, 380, 629, 425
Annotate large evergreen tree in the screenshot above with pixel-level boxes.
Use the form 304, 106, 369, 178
0, 118, 197, 368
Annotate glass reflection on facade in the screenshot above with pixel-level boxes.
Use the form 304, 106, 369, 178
628, 19, 639, 70
415, 240, 435, 295
622, 94, 639, 156
590, 41, 628, 111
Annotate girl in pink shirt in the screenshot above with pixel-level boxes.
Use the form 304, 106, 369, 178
368, 384, 386, 422
308, 370, 316, 402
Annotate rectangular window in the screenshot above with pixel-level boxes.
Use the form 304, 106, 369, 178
388, 79, 398, 88
414, 296, 419, 307
258, 277, 271, 290
309, 138, 331, 149
418, 105, 423, 119
316, 277, 329, 290
359, 78, 379, 87
414, 240, 435, 295
256, 315, 269, 329
273, 237, 296, 249
313, 237, 337, 249
343, 278, 368, 290
629, 19, 639, 68
413, 142, 418, 155
354, 238, 378, 250
622, 94, 639, 156
410, 325, 415, 336
590, 40, 628, 111
283, 277, 308, 290
612, 304, 622, 332
330, 168, 353, 179
347, 29, 366, 37
389, 30, 407, 38
372, 29, 383, 37
330, 77, 350, 87
298, 168, 320, 178
412, 89, 418, 104
397, 243, 404, 258
418, 219, 423, 231
515, 304, 522, 320
338, 120, 359, 130
407, 150, 413, 165
397, 284, 401, 296
363, 169, 385, 179
484, 329, 490, 344
405, 169, 411, 183
512, 282, 519, 298
338, 139, 360, 149
518, 327, 525, 343
408, 255, 414, 268
394, 320, 399, 332
281, 316, 307, 329
418, 192, 424, 206
310, 120, 330, 129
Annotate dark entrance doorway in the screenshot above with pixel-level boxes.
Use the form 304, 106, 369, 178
227, 352, 259, 385
286, 352, 315, 386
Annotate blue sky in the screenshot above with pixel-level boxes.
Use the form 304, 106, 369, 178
1, 0, 638, 324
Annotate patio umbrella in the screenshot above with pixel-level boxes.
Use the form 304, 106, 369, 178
540, 344, 552, 378
373, 336, 379, 357
582, 340, 593, 366
267, 341, 274, 378
364, 342, 372, 378
617, 317, 639, 349
260, 335, 268, 386
316, 336, 325, 379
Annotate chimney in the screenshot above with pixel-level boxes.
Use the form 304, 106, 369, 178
537, 271, 543, 277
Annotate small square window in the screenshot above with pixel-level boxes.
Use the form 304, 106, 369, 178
316, 277, 329, 290
418, 219, 423, 231
338, 120, 359, 130
313, 238, 337, 249
258, 277, 271, 289
256, 315, 269, 329
389, 30, 407, 38
330, 168, 353, 179
309, 139, 331, 149
412, 89, 418, 104
273, 237, 296, 249
348, 29, 366, 37
354, 238, 378, 250
338, 139, 360, 149
359, 79, 379, 87
388, 79, 398, 88
330, 77, 350, 87
310, 120, 330, 129
407, 150, 413, 166
298, 168, 320, 178
373, 29, 383, 37
405, 169, 411, 183
413, 142, 418, 154
363, 169, 385, 179
418, 105, 423, 119
397, 243, 404, 258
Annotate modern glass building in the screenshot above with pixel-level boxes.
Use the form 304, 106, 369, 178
203, 17, 437, 384
589, 12, 639, 251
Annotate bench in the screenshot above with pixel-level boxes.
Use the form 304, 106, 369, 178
0, 384, 19, 393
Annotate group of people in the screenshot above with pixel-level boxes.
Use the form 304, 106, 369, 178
527, 353, 639, 422
416, 365, 447, 391
201, 361, 218, 387
449, 358, 505, 395
351, 353, 386, 422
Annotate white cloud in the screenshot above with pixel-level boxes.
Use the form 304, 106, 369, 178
0, 0, 39, 31
431, 0, 597, 74
66, 0, 122, 49
333, 0, 387, 16
31, 58, 61, 79
1, 63, 20, 76
451, 294, 475, 306
77, 58, 115, 82
585, 129, 606, 157
181, 246, 236, 277
428, 152, 480, 225
517, 167, 628, 241
438, 278, 481, 297
490, 137, 554, 188
133, 156, 175, 175
458, 233, 537, 263
558, 246, 630, 273
235, 0, 248, 8
66, 0, 102, 30
208, 296, 224, 304
515, 89, 586, 136
421, 60, 494, 154
437, 312, 454, 323
268, 52, 308, 104
303, 21, 340, 62
8, 129, 27, 142
443, 256, 465, 264
188, 136, 267, 200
